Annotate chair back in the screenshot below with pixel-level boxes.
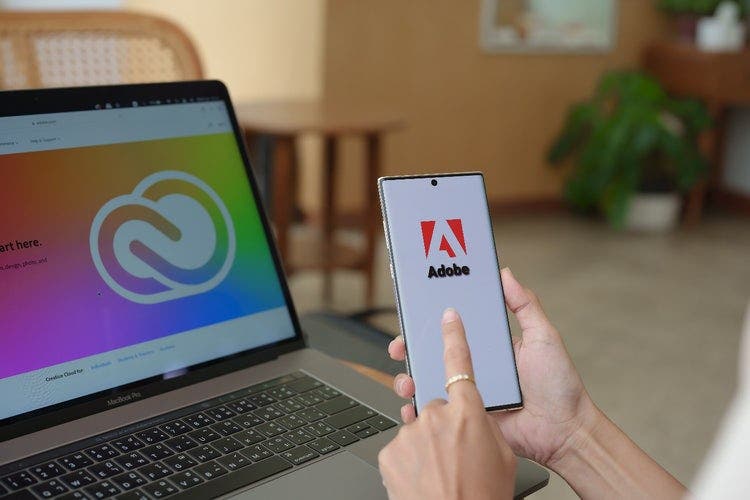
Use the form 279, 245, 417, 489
0, 10, 202, 89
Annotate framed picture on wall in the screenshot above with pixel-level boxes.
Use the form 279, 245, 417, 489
479, 0, 618, 53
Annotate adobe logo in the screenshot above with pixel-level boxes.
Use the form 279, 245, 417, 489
420, 218, 470, 279
420, 219, 467, 258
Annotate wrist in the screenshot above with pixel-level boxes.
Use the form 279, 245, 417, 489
544, 396, 686, 499
545, 393, 605, 475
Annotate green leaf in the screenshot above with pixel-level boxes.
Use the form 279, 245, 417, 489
546, 69, 711, 227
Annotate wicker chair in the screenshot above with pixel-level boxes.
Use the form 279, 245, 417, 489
0, 10, 202, 89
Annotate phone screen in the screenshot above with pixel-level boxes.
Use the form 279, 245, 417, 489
379, 173, 522, 413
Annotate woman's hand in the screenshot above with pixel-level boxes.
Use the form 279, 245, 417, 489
378, 309, 516, 500
388, 268, 597, 468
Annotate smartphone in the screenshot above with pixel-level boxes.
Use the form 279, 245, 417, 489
378, 173, 522, 413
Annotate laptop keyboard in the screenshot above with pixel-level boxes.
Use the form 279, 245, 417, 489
0, 372, 397, 499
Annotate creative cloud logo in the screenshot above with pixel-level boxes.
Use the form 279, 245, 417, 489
420, 219, 467, 258
90, 171, 236, 304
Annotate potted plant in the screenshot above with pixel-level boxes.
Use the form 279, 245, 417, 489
547, 71, 711, 231
659, 0, 746, 41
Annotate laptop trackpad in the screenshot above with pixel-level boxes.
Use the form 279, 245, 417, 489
229, 451, 387, 500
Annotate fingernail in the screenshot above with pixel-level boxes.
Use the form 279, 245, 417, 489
396, 376, 405, 393
442, 308, 458, 324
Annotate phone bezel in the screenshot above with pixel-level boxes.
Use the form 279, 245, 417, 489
377, 172, 524, 414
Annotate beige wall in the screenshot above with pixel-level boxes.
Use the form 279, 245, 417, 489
125, 0, 325, 211
126, 0, 325, 102
324, 0, 669, 209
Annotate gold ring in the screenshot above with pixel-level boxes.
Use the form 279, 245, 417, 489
445, 373, 475, 392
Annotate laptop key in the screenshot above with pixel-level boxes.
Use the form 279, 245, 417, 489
60, 470, 97, 489
296, 408, 326, 422
0, 491, 36, 500
211, 436, 243, 454
164, 435, 198, 453
110, 436, 145, 454
307, 437, 340, 455
140, 444, 174, 461
303, 421, 335, 437
188, 445, 222, 463
187, 428, 221, 444
31, 478, 68, 498
285, 429, 315, 446
280, 446, 318, 466
277, 414, 306, 430
58, 492, 88, 500
183, 413, 214, 429
245, 393, 275, 407
252, 406, 284, 421
113, 452, 148, 470
327, 430, 359, 447
346, 422, 371, 434
163, 454, 197, 472
211, 420, 243, 436
59, 453, 94, 471
234, 429, 264, 446
89, 460, 123, 480
3, 470, 38, 490
366, 415, 398, 431
274, 399, 304, 413
168, 456, 291, 500
216, 452, 250, 471
111, 471, 147, 491
266, 386, 296, 400
316, 396, 358, 415
239, 444, 272, 462
86, 444, 120, 462
0, 483, 6, 495
137, 462, 172, 481
160, 420, 192, 437
205, 406, 236, 421
317, 386, 341, 399
31, 462, 66, 481
294, 392, 324, 407
84, 480, 120, 499
324, 405, 377, 429
263, 437, 294, 454
115, 489, 148, 500
192, 461, 228, 481
170, 470, 203, 490
231, 413, 264, 429
356, 427, 379, 439
135, 428, 168, 445
141, 479, 178, 498
286, 376, 323, 394
255, 421, 286, 437
225, 399, 256, 414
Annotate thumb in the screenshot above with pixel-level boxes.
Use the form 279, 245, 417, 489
501, 268, 550, 332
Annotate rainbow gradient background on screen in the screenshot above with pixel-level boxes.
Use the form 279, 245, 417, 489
0, 133, 288, 380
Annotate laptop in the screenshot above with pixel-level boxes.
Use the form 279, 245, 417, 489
0, 81, 548, 499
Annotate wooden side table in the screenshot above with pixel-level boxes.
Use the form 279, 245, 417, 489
236, 101, 403, 305
644, 41, 750, 223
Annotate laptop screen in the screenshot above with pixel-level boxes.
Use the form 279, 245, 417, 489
0, 92, 297, 423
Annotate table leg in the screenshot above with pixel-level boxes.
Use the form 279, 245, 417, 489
364, 133, 381, 306
684, 103, 725, 226
322, 135, 338, 304
272, 135, 295, 268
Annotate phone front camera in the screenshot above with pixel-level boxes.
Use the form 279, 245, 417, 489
431, 179, 438, 186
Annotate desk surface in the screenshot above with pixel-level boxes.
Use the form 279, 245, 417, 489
342, 360, 395, 388
235, 100, 404, 135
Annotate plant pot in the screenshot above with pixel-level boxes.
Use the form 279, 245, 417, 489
624, 192, 682, 232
